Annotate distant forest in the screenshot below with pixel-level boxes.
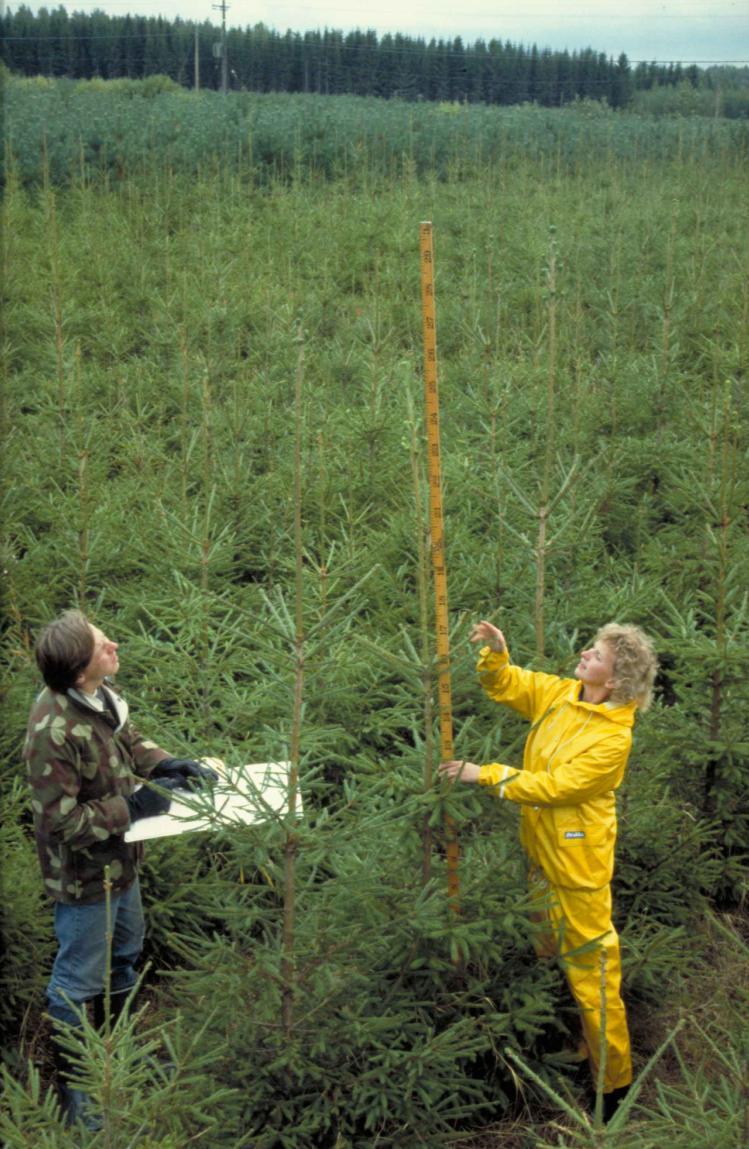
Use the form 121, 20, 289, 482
2, 5, 746, 108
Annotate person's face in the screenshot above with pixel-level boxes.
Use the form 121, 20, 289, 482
76, 625, 119, 691
575, 640, 616, 694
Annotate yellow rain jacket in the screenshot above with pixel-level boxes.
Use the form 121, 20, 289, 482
475, 644, 636, 1092
476, 646, 636, 891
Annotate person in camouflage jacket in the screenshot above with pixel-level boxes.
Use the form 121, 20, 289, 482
24, 609, 215, 1126
25, 667, 173, 905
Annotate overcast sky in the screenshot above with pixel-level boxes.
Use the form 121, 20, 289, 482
17, 2, 749, 64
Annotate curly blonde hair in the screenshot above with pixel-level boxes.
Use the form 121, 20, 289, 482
595, 622, 658, 711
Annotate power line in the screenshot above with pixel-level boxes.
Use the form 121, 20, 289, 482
3, 17, 749, 66
4, 27, 748, 67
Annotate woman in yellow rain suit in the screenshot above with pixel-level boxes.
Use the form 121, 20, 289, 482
439, 619, 657, 1120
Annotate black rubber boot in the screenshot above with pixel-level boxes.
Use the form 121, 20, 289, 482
52, 1031, 101, 1130
92, 987, 133, 1030
602, 1085, 630, 1123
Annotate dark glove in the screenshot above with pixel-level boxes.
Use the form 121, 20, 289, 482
125, 777, 183, 823
152, 758, 219, 790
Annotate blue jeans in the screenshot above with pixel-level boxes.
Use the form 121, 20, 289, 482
47, 878, 145, 1028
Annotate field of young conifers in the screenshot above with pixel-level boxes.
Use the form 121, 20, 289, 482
2, 76, 748, 1148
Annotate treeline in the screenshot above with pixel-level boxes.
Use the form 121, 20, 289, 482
0, 4, 716, 108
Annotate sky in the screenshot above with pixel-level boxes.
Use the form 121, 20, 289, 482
15, 2, 749, 65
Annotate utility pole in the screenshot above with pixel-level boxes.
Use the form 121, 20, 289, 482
212, 0, 229, 94
194, 26, 200, 91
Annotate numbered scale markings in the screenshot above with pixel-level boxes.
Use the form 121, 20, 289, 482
419, 221, 460, 911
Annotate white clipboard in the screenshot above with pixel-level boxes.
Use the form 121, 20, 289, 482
124, 760, 298, 842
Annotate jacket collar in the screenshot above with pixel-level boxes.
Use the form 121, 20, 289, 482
568, 680, 637, 728
67, 680, 129, 732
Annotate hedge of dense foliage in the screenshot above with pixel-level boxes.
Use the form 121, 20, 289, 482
0, 8, 706, 105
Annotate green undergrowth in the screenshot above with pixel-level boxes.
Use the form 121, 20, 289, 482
2, 100, 748, 1144
4, 75, 749, 188
457, 910, 749, 1148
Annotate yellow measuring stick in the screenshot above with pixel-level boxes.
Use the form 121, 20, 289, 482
419, 221, 460, 912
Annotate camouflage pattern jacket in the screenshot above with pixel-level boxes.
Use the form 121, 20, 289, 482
24, 682, 170, 904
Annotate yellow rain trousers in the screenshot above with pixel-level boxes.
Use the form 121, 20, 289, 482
476, 646, 636, 1093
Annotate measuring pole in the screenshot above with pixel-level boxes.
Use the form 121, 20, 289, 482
419, 221, 460, 913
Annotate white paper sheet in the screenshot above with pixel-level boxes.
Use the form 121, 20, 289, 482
124, 761, 297, 842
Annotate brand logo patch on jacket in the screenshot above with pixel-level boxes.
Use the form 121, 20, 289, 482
564, 830, 586, 839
